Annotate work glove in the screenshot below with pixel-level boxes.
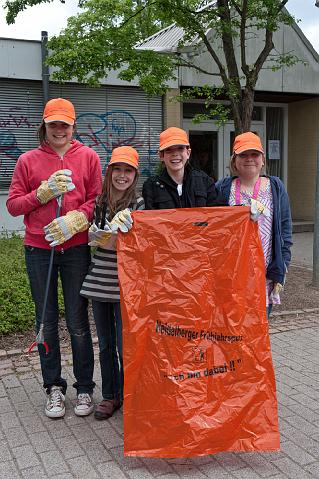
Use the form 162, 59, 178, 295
249, 198, 265, 222
44, 210, 89, 247
110, 208, 133, 233
88, 209, 133, 247
37, 169, 75, 204
88, 223, 113, 247
270, 282, 283, 302
273, 282, 283, 295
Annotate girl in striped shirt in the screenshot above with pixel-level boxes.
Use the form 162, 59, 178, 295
80, 146, 144, 419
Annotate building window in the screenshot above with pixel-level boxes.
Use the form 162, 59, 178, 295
266, 107, 283, 178
183, 103, 263, 122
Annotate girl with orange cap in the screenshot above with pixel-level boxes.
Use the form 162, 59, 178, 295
7, 98, 102, 419
217, 132, 293, 317
80, 146, 144, 419
143, 127, 226, 209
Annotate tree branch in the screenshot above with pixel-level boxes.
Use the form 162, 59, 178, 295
245, 0, 289, 88
228, 0, 242, 16
240, 0, 248, 76
216, 0, 241, 89
277, 0, 289, 13
120, 0, 158, 29
175, 57, 221, 77
198, 31, 229, 86
250, 28, 274, 86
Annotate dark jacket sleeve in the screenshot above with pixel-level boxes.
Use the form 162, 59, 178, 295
279, 180, 293, 269
142, 178, 155, 210
206, 177, 228, 206
215, 178, 232, 204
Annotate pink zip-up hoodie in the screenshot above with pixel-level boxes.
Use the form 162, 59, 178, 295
7, 140, 102, 251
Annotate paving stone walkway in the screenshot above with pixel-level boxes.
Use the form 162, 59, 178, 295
1, 309, 319, 479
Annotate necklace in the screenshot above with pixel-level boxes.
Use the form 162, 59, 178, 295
235, 177, 261, 205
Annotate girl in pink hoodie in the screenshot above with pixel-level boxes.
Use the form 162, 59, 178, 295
7, 98, 102, 419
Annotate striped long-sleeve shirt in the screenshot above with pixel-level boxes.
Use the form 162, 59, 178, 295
80, 197, 144, 302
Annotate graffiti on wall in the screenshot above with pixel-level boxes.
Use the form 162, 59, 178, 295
0, 108, 160, 185
76, 110, 159, 176
0, 109, 34, 129
0, 107, 32, 183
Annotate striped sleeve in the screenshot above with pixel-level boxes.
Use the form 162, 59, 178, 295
80, 248, 120, 302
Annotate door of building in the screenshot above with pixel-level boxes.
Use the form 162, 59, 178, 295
184, 120, 221, 180
184, 120, 265, 180
188, 131, 219, 181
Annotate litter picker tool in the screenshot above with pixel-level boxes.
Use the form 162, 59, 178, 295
28, 196, 62, 355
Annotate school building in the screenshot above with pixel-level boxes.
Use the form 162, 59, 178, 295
0, 10, 318, 233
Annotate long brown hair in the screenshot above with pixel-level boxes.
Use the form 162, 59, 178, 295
98, 164, 139, 220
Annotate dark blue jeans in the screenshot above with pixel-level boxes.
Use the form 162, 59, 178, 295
92, 301, 123, 401
25, 245, 95, 395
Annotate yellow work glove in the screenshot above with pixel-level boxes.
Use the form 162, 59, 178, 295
273, 283, 283, 295
110, 208, 133, 233
37, 169, 75, 204
44, 210, 89, 247
88, 223, 113, 247
249, 198, 265, 222
270, 282, 283, 302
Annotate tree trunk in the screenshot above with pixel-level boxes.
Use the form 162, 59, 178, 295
230, 87, 255, 135
241, 87, 255, 132
231, 101, 243, 135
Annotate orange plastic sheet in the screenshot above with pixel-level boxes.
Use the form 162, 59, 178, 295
117, 206, 280, 458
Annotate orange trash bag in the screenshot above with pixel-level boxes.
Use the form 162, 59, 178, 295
117, 206, 280, 457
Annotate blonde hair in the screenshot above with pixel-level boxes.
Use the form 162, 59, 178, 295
230, 152, 267, 176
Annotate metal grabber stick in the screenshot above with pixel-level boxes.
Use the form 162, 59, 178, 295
28, 196, 63, 354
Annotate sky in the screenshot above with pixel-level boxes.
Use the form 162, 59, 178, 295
0, 0, 318, 53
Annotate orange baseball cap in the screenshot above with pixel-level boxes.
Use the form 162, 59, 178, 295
232, 132, 264, 155
43, 98, 76, 125
109, 146, 139, 169
159, 127, 190, 151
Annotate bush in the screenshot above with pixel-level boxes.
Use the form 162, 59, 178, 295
0, 234, 64, 334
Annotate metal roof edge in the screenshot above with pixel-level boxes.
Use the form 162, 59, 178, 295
284, 7, 319, 63
290, 23, 319, 63
135, 23, 180, 48
0, 37, 41, 44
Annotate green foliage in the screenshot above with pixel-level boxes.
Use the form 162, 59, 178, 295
269, 52, 307, 72
178, 85, 232, 127
44, 0, 175, 92
4, 0, 56, 24
0, 234, 64, 335
0, 234, 34, 334
4, 0, 300, 131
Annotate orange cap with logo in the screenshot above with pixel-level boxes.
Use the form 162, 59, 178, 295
159, 127, 190, 151
43, 98, 76, 125
232, 132, 264, 155
108, 146, 139, 169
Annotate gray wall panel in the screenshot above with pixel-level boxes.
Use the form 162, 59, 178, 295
0, 79, 43, 189
0, 80, 162, 191
51, 83, 162, 181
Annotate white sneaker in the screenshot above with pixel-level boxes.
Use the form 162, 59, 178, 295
74, 393, 94, 416
45, 386, 65, 418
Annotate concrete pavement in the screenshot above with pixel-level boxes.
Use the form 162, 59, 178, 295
1, 308, 319, 479
0, 232, 318, 478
